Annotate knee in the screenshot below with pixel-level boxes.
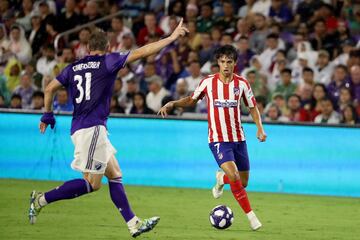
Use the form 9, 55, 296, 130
84, 176, 102, 191
241, 179, 248, 188
227, 171, 241, 182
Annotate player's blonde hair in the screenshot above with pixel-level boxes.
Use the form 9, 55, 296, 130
89, 29, 108, 52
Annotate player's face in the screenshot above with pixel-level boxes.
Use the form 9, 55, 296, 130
217, 55, 235, 78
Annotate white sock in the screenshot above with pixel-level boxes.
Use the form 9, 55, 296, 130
246, 210, 256, 220
38, 194, 48, 207
219, 172, 225, 185
127, 216, 140, 228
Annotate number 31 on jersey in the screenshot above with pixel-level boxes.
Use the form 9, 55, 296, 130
74, 72, 92, 103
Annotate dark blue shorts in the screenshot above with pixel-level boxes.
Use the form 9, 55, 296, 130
209, 141, 250, 171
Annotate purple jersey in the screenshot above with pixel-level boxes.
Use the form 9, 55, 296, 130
56, 52, 130, 134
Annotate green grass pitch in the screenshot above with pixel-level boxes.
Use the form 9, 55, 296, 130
1, 179, 360, 240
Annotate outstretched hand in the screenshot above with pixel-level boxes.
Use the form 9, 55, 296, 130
157, 102, 174, 118
170, 18, 189, 40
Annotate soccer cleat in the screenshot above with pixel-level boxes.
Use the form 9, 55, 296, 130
212, 170, 225, 199
247, 211, 262, 231
129, 216, 160, 238
28, 191, 44, 225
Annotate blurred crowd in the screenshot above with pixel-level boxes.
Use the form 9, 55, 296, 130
0, 0, 359, 125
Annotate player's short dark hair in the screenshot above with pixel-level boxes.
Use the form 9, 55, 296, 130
214, 45, 238, 62
303, 67, 314, 74
89, 30, 108, 51
281, 68, 292, 75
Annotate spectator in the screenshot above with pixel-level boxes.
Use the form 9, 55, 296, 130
238, 0, 255, 18
210, 26, 222, 48
197, 4, 214, 33
245, 69, 268, 98
53, 88, 73, 112
15, 0, 33, 33
338, 87, 353, 112
255, 95, 267, 120
0, 94, 6, 108
110, 95, 125, 114
310, 19, 334, 53
198, 32, 213, 66
350, 65, 360, 105
137, 12, 164, 46
0, 23, 10, 66
269, 0, 293, 25
234, 18, 250, 41
314, 49, 334, 85
309, 83, 328, 121
258, 33, 284, 74
28, 11, 47, 58
251, 0, 271, 17
264, 103, 289, 122
4, 58, 21, 92
236, 36, 255, 74
10, 93, 22, 109
73, 27, 90, 60
220, 33, 233, 46
267, 51, 287, 91
327, 64, 351, 103
185, 3, 198, 22
38, 0, 57, 31
111, 16, 133, 44
36, 45, 56, 77
57, 0, 81, 33
270, 92, 288, 116
179, 61, 203, 92
159, 1, 184, 34
314, 97, 340, 124
146, 75, 169, 112
286, 94, 309, 122
249, 13, 270, 54
333, 39, 356, 66
130, 92, 154, 115
31, 90, 44, 110
341, 104, 358, 125
0, 71, 10, 104
214, 0, 237, 32
81, 0, 108, 30
187, 21, 202, 51
13, 72, 37, 109
123, 77, 139, 113
273, 68, 297, 100
9, 24, 32, 64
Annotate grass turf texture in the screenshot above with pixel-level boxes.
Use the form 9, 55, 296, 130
1, 179, 359, 240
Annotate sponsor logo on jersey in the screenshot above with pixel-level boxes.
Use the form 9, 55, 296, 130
94, 162, 103, 171
214, 99, 238, 108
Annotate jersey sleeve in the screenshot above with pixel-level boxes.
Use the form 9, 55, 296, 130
241, 80, 257, 108
56, 65, 71, 87
191, 78, 207, 100
105, 51, 130, 73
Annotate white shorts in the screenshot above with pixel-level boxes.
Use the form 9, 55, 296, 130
70, 125, 116, 174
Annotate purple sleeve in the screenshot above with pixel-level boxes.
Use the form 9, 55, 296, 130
56, 65, 71, 87
105, 51, 130, 73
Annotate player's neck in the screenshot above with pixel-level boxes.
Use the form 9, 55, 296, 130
89, 50, 105, 56
218, 72, 233, 83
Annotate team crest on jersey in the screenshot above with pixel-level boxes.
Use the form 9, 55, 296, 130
218, 152, 223, 160
233, 87, 240, 96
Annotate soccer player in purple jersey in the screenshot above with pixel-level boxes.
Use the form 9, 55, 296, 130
28, 19, 188, 238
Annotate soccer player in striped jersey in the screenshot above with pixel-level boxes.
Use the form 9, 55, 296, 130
28, 19, 188, 238
158, 45, 267, 231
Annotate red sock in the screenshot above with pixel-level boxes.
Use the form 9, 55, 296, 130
223, 175, 230, 184
230, 180, 252, 214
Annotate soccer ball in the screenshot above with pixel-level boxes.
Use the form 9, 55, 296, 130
209, 205, 234, 229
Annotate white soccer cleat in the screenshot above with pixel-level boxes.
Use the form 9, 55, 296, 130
28, 191, 44, 225
212, 170, 225, 199
247, 211, 262, 231
129, 216, 160, 238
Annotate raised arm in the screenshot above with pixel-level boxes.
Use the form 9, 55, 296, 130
126, 18, 189, 63
249, 106, 267, 142
158, 96, 197, 118
39, 79, 63, 133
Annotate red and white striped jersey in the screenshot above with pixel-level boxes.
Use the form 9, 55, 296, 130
191, 73, 256, 143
